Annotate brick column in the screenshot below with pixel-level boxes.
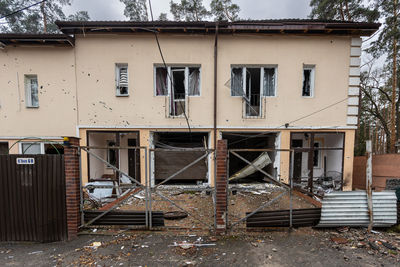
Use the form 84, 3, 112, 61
63, 137, 81, 240
215, 139, 228, 234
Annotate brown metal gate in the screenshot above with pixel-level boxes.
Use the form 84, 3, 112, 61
0, 155, 67, 242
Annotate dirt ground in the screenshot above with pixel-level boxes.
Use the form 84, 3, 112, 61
0, 227, 399, 266
96, 186, 316, 229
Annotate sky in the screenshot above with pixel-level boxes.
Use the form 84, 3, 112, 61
63, 0, 312, 21
63, 0, 381, 68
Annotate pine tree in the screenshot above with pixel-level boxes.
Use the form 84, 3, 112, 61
0, 0, 90, 33
170, 0, 210, 22
309, 0, 378, 22
210, 0, 240, 21
369, 0, 400, 153
120, 0, 148, 21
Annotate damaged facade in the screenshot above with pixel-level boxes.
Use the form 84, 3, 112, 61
0, 20, 379, 191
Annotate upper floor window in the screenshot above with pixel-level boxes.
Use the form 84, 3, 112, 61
154, 66, 201, 97
302, 65, 315, 97
155, 65, 201, 117
116, 64, 129, 96
231, 66, 277, 97
231, 66, 276, 118
24, 75, 39, 107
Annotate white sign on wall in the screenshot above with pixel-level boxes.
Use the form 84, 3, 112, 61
16, 158, 35, 165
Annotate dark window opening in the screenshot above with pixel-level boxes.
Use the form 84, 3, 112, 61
0, 142, 8, 155
302, 68, 312, 96
245, 68, 261, 117
44, 144, 64, 154
170, 68, 186, 116
107, 141, 117, 166
313, 142, 320, 167
153, 132, 209, 185
222, 132, 277, 184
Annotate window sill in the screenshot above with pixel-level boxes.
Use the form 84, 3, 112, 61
116, 94, 129, 97
26, 106, 39, 108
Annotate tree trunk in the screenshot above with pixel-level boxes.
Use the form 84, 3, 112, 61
41, 2, 47, 33
390, 0, 398, 153
339, 2, 345, 21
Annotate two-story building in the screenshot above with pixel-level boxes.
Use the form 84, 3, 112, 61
0, 20, 379, 191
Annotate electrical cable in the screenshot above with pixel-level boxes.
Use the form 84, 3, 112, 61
148, 0, 192, 135
228, 96, 349, 146
0, 0, 46, 20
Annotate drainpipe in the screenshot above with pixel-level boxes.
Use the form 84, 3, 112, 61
213, 22, 219, 229
213, 22, 219, 153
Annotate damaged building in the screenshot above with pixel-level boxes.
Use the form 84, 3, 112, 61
0, 20, 379, 192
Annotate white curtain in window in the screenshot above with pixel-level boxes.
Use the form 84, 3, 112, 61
231, 68, 243, 96
263, 68, 275, 96
188, 68, 200, 96
156, 67, 168, 96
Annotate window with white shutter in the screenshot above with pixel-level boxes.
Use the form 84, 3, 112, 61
116, 64, 129, 96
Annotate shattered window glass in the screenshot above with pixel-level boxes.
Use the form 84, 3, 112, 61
231, 67, 244, 96
302, 67, 314, 97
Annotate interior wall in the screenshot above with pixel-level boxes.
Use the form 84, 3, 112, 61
290, 132, 344, 180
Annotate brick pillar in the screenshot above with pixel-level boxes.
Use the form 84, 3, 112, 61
215, 139, 228, 234
63, 137, 81, 240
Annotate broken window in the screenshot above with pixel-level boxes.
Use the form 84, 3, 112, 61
154, 65, 201, 117
171, 68, 186, 116
116, 64, 129, 96
302, 66, 315, 97
107, 141, 117, 166
245, 68, 261, 117
231, 68, 244, 96
25, 75, 38, 107
21, 142, 42, 154
231, 66, 277, 117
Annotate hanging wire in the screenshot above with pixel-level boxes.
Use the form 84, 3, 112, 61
148, 0, 192, 135
0, 0, 47, 20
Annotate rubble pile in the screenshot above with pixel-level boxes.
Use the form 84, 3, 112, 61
328, 227, 400, 260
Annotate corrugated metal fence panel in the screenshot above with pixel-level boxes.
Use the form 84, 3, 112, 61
84, 211, 165, 227
0, 155, 67, 242
317, 191, 397, 227
246, 208, 321, 228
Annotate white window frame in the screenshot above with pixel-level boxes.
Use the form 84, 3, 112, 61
19, 142, 63, 155
302, 65, 315, 98
115, 63, 129, 97
19, 142, 44, 154
230, 65, 277, 97
154, 65, 201, 97
24, 74, 39, 108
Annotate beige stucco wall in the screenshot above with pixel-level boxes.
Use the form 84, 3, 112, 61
0, 33, 356, 189
0, 46, 77, 137
72, 34, 350, 129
